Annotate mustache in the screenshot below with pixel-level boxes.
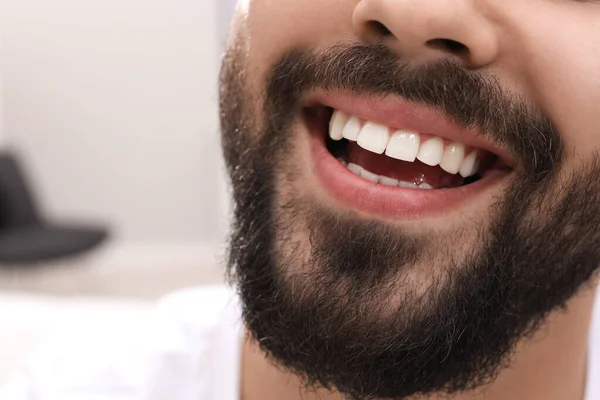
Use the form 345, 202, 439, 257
266, 43, 563, 179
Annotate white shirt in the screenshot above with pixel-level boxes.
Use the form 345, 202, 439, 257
1, 284, 599, 400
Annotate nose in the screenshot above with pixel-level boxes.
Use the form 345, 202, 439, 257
352, 0, 499, 68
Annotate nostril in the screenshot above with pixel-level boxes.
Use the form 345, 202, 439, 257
426, 38, 469, 55
366, 20, 393, 37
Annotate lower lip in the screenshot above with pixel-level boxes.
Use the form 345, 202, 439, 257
310, 134, 510, 219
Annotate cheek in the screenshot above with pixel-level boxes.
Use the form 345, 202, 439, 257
243, 0, 355, 82
533, 39, 600, 159
504, 2, 600, 159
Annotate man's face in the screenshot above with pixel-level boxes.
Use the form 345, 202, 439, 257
220, 1, 600, 399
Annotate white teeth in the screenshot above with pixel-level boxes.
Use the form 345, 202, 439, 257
397, 180, 417, 189
342, 116, 361, 141
332, 110, 486, 182
379, 176, 399, 186
360, 168, 380, 183
347, 162, 363, 176
385, 130, 420, 162
357, 122, 390, 154
459, 152, 478, 178
440, 142, 465, 175
329, 110, 348, 141
345, 163, 435, 189
416, 137, 444, 166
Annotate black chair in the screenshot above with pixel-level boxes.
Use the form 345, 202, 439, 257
0, 151, 108, 264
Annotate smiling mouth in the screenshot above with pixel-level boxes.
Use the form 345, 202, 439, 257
323, 108, 508, 190
302, 95, 514, 218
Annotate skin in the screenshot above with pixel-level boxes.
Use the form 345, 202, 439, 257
225, 0, 600, 398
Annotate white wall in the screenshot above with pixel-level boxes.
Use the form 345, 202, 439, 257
0, 0, 231, 252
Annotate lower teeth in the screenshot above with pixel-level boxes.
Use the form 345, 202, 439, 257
341, 160, 434, 190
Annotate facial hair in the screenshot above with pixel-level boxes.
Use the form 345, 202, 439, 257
220, 42, 600, 400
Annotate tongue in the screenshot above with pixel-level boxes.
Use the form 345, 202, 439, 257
347, 142, 464, 189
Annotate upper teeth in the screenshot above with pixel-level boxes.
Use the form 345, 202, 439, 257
329, 110, 480, 178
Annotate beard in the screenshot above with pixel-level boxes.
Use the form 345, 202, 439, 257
220, 41, 600, 400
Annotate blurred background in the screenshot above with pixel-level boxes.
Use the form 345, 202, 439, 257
0, 0, 236, 383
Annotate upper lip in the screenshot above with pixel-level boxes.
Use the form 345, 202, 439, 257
304, 91, 515, 167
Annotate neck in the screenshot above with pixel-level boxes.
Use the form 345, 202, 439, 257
241, 285, 597, 400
